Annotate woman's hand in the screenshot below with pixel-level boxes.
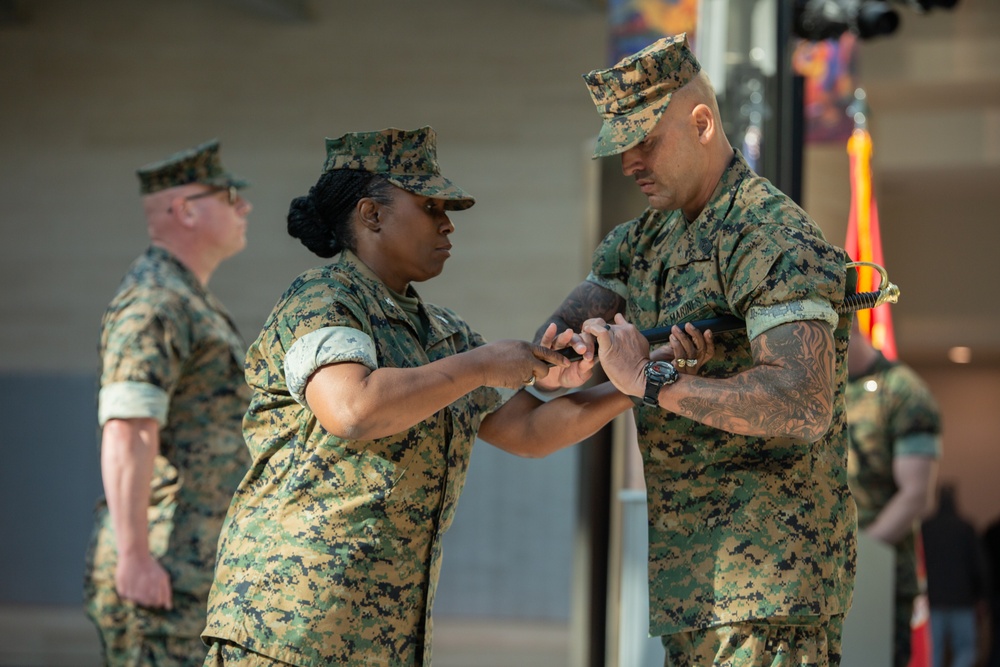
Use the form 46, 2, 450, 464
472, 338, 570, 389
533, 323, 596, 391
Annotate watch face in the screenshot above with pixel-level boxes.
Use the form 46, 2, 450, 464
647, 361, 678, 383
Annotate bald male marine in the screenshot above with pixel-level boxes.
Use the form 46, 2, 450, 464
84, 141, 253, 666
537, 34, 856, 666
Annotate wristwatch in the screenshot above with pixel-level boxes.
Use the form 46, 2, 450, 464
642, 360, 679, 407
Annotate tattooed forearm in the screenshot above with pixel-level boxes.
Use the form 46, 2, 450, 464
672, 321, 836, 442
534, 282, 624, 343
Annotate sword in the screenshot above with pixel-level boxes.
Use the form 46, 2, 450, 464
557, 261, 899, 361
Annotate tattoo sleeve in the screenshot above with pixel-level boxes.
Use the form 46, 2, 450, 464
534, 282, 624, 343
671, 320, 836, 441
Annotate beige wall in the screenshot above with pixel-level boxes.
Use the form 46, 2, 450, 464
0, 0, 607, 374
916, 363, 1000, 531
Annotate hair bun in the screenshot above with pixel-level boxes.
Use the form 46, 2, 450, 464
287, 192, 336, 258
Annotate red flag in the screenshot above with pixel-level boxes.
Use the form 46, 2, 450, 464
909, 535, 933, 667
845, 123, 930, 666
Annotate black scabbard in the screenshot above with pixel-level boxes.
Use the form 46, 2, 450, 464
558, 313, 745, 362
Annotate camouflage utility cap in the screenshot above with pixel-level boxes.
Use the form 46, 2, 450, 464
323, 126, 475, 210
583, 33, 701, 158
137, 139, 249, 195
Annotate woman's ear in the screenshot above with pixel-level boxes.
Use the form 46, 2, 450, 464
357, 198, 381, 232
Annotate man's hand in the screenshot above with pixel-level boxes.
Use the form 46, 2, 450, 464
581, 313, 650, 397
115, 552, 172, 609
667, 322, 715, 374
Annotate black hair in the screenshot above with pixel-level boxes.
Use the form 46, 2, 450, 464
287, 169, 394, 258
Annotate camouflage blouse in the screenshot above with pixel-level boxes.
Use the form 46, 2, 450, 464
588, 151, 857, 636
204, 250, 503, 666
846, 351, 941, 597
87, 245, 250, 635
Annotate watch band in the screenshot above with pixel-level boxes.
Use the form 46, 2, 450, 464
642, 380, 662, 407
642, 360, 678, 407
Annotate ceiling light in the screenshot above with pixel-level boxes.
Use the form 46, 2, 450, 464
947, 347, 972, 364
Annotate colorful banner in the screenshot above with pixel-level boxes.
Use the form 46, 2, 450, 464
608, 0, 697, 64
792, 33, 859, 144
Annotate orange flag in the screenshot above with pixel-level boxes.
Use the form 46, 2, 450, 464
845, 123, 930, 666
844, 126, 898, 360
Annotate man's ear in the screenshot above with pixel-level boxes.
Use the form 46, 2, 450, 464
692, 103, 716, 145
170, 196, 197, 229
357, 198, 381, 232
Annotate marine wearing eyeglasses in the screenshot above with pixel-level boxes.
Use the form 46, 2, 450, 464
83, 139, 254, 667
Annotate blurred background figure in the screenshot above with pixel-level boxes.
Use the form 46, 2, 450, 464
83, 141, 254, 666
922, 485, 989, 667
846, 320, 941, 667
982, 514, 1000, 667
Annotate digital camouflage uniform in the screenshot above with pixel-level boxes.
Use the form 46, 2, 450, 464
203, 250, 503, 667
84, 246, 251, 665
846, 351, 941, 667
85, 140, 251, 667
588, 150, 856, 639
203, 127, 493, 667
582, 34, 857, 664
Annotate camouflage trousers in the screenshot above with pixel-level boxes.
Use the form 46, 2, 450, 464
661, 614, 845, 667
85, 580, 209, 667
85, 516, 212, 667
203, 641, 295, 666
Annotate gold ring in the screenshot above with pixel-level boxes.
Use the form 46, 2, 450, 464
686, 359, 698, 366
525, 376, 536, 386
676, 359, 687, 368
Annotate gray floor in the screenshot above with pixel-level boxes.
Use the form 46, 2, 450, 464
0, 605, 570, 667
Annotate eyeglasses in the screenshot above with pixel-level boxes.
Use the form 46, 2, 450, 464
185, 185, 240, 206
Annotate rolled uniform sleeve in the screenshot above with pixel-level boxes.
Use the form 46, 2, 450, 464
745, 299, 838, 341
284, 326, 378, 406
897, 432, 941, 458
99, 298, 189, 427
98, 381, 170, 427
